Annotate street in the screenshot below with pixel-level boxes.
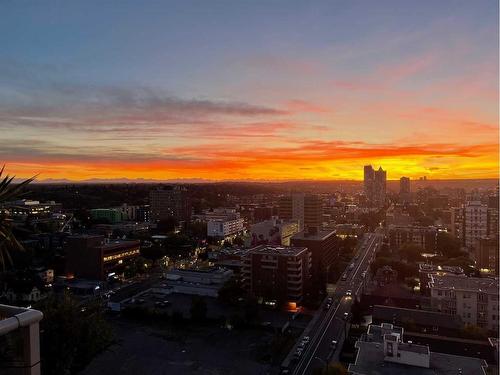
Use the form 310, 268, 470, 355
290, 230, 383, 375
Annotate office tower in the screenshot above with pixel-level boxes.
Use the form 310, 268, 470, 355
278, 193, 322, 231
149, 186, 191, 222
399, 176, 411, 203
364, 165, 387, 207
364, 165, 375, 202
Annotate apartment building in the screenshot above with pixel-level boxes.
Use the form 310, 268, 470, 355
464, 201, 488, 255
418, 263, 464, 295
428, 275, 499, 332
477, 237, 499, 275
388, 225, 437, 252
290, 228, 338, 280
242, 245, 312, 305
203, 208, 245, 240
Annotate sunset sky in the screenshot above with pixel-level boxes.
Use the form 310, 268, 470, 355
1, 0, 498, 181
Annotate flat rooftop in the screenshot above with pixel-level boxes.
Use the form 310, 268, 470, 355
429, 275, 499, 294
367, 323, 404, 343
248, 245, 308, 256
349, 341, 487, 375
419, 263, 464, 274
291, 229, 336, 241
372, 305, 463, 330
102, 239, 140, 249
168, 267, 231, 275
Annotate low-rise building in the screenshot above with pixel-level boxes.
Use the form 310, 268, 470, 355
198, 208, 245, 240
2, 199, 62, 218
242, 245, 312, 305
65, 235, 140, 280
349, 323, 488, 375
117, 203, 150, 222
372, 305, 464, 337
428, 275, 499, 332
90, 208, 124, 223
164, 267, 233, 297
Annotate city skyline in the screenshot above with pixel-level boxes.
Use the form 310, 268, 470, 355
1, 1, 498, 182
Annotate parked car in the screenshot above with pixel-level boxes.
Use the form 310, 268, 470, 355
345, 290, 352, 296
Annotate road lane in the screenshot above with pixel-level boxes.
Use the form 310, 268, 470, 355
291, 232, 382, 375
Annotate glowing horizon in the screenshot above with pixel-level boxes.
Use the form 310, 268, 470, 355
1, 1, 498, 181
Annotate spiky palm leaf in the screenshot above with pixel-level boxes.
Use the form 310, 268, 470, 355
0, 165, 36, 270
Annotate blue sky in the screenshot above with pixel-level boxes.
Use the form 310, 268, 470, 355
0, 0, 498, 180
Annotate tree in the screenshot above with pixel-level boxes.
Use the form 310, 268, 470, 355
436, 232, 462, 258
233, 236, 244, 246
313, 363, 348, 375
400, 243, 423, 262
38, 294, 113, 375
190, 296, 207, 323
218, 278, 245, 305
140, 243, 166, 263
0, 166, 36, 270
461, 324, 488, 340
243, 296, 260, 324
157, 216, 177, 233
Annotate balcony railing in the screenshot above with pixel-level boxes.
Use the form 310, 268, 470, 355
0, 304, 43, 375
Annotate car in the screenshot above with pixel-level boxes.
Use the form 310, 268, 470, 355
341, 273, 347, 281
354, 254, 359, 260
302, 336, 310, 344
330, 340, 338, 349
163, 300, 171, 306
324, 303, 331, 310
294, 348, 303, 358
349, 263, 355, 270
345, 290, 352, 296
327, 297, 333, 304
343, 312, 349, 320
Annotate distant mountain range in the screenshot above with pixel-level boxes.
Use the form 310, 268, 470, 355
19, 177, 498, 191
